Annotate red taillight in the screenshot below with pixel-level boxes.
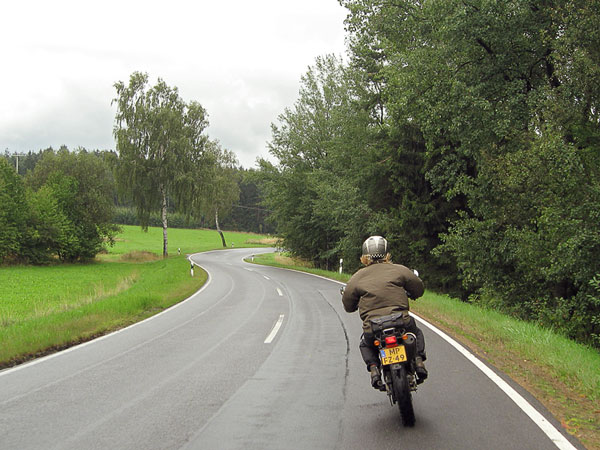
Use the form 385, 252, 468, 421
384, 336, 398, 347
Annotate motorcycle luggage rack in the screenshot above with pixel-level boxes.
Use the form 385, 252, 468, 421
382, 327, 396, 336
369, 312, 406, 333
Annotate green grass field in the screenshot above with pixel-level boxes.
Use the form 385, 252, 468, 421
101, 225, 273, 258
0, 225, 272, 367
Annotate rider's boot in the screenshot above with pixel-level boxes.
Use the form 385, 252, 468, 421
415, 357, 428, 383
369, 364, 384, 390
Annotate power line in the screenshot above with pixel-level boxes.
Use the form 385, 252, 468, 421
232, 204, 270, 212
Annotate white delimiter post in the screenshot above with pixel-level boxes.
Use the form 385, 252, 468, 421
339, 258, 343, 274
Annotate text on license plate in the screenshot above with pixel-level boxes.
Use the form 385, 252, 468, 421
380, 346, 407, 365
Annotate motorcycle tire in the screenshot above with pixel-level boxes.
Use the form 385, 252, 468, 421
391, 365, 416, 427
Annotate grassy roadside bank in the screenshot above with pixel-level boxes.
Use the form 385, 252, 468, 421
248, 252, 600, 449
0, 226, 272, 369
0, 257, 207, 367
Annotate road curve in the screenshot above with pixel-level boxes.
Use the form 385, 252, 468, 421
0, 248, 583, 449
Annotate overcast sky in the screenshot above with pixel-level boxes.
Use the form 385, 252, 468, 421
0, 0, 348, 168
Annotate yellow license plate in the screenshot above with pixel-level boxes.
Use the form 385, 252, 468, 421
380, 346, 407, 365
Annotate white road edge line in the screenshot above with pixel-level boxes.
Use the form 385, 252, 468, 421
0, 254, 211, 378
247, 262, 576, 450
14, 250, 569, 448
264, 314, 285, 344
413, 312, 576, 450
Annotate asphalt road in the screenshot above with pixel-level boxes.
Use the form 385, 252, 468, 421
0, 248, 583, 449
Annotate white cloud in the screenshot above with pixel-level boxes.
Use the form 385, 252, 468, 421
0, 0, 347, 167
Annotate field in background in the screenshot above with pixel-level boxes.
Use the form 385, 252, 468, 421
0, 226, 271, 368
102, 225, 275, 259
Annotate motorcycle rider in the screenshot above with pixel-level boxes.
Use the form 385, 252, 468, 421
342, 236, 428, 389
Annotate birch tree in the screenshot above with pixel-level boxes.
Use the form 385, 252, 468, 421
190, 140, 239, 247
113, 72, 209, 257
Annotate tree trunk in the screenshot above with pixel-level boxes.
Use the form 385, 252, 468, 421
215, 209, 226, 247
160, 183, 168, 257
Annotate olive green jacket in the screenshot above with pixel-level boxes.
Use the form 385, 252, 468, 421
342, 262, 424, 332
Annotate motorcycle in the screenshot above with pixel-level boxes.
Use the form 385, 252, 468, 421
341, 268, 423, 427
369, 312, 420, 427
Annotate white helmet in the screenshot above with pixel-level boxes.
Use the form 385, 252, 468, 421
361, 236, 388, 260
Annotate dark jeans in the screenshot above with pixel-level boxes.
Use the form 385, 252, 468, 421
359, 316, 426, 371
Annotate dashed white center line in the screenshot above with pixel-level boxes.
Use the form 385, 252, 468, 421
264, 314, 285, 344
276, 288, 283, 296
263, 275, 270, 280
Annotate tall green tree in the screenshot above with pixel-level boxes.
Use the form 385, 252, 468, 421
187, 140, 240, 247
0, 158, 28, 262
113, 72, 210, 257
260, 55, 379, 271
261, 49, 458, 282
25, 182, 74, 263
25, 148, 119, 261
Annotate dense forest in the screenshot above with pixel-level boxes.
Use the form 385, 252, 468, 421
2, 0, 599, 348
258, 0, 600, 348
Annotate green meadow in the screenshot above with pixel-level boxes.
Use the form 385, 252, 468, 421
0, 225, 272, 367
100, 224, 271, 258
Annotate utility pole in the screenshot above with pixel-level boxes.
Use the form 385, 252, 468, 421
13, 153, 26, 174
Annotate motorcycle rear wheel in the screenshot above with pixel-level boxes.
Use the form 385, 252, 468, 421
391, 365, 416, 427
